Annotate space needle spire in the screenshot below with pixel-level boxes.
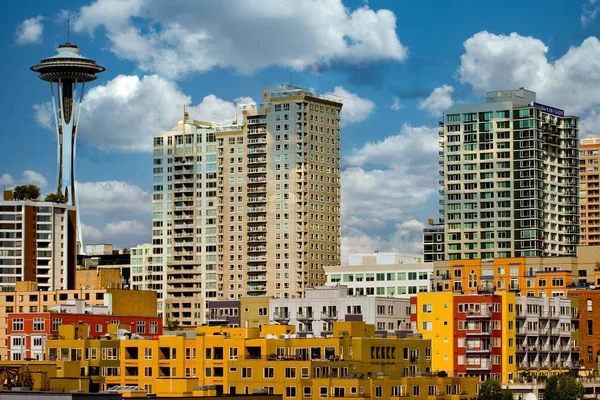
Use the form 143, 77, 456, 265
30, 24, 105, 247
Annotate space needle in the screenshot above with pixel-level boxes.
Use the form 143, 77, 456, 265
30, 25, 105, 250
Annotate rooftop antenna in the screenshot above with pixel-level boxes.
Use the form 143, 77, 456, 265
67, 20, 71, 44
183, 104, 187, 123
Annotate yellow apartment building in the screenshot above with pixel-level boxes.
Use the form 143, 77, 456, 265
240, 296, 270, 328
104, 321, 479, 399
412, 292, 455, 374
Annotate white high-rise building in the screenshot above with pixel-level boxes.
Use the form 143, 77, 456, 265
152, 87, 343, 325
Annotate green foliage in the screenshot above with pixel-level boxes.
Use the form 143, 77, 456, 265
22, 367, 34, 390
477, 379, 514, 400
44, 192, 66, 203
544, 375, 585, 400
12, 184, 40, 201
165, 318, 182, 331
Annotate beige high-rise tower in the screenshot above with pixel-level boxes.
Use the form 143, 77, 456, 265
153, 87, 342, 325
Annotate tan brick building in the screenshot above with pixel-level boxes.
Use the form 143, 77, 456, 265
153, 87, 343, 326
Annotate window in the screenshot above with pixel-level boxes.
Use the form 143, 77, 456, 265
230, 347, 238, 360
145, 348, 152, 360
375, 387, 383, 398
285, 367, 296, 378
588, 320, 593, 336
422, 304, 432, 313
286, 387, 297, 398
304, 387, 312, 398
52, 318, 62, 331
33, 318, 45, 331
413, 385, 420, 396
320, 387, 328, 398
150, 321, 158, 334
12, 318, 23, 331
136, 321, 145, 334
242, 367, 252, 378
587, 299, 593, 313
264, 367, 274, 378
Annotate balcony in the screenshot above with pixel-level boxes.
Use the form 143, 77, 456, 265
321, 311, 338, 321
466, 308, 491, 318
466, 328, 491, 336
466, 347, 491, 354
273, 311, 290, 324
248, 146, 267, 154
297, 311, 314, 322
465, 361, 492, 371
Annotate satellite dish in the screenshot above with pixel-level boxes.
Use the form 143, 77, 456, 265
525, 393, 537, 400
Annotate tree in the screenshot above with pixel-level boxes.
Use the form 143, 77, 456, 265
22, 367, 34, 390
165, 318, 182, 331
544, 375, 585, 400
477, 379, 514, 400
44, 192, 66, 203
12, 185, 40, 201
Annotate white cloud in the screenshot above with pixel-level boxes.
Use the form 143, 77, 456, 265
418, 85, 454, 116
81, 223, 104, 243
341, 124, 440, 261
34, 74, 250, 152
72, 0, 408, 78
22, 170, 48, 188
82, 220, 150, 249
342, 220, 425, 263
390, 97, 403, 111
580, 110, 600, 138
15, 16, 44, 46
76, 181, 151, 216
73, 0, 143, 34
104, 220, 150, 239
0, 174, 15, 187
0, 170, 48, 188
582, 0, 600, 26
328, 86, 375, 125
458, 31, 600, 114
33, 102, 54, 130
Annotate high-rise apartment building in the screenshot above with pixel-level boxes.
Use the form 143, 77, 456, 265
579, 138, 600, 245
425, 88, 579, 261
153, 87, 342, 325
0, 200, 77, 292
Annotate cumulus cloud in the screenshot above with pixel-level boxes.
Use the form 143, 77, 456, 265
81, 223, 104, 243
458, 31, 600, 114
342, 220, 425, 263
76, 181, 151, 216
22, 171, 48, 188
341, 123, 439, 261
34, 74, 251, 152
580, 110, 600, 138
328, 86, 375, 125
582, 0, 600, 26
82, 220, 150, 249
0, 170, 48, 188
33, 102, 54, 130
390, 97, 403, 111
14, 16, 44, 46
418, 85, 454, 116
0, 174, 15, 187
72, 0, 408, 78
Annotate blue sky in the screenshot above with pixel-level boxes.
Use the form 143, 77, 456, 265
1, 0, 599, 258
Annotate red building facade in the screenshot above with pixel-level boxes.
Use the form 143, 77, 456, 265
7, 313, 163, 360
453, 294, 504, 381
